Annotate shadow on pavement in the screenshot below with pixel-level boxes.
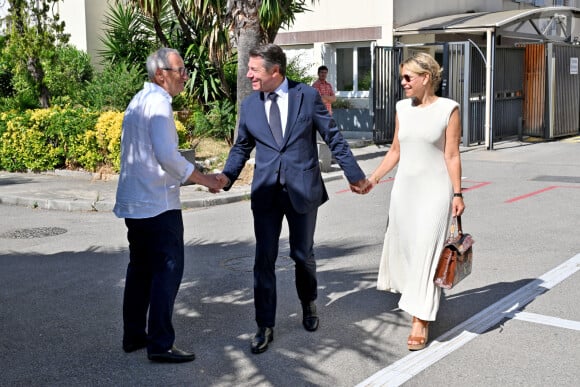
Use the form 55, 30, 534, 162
0, 236, 537, 386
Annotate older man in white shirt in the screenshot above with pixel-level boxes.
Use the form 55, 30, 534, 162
114, 47, 221, 363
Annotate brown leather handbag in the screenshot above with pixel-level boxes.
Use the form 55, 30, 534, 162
434, 216, 474, 289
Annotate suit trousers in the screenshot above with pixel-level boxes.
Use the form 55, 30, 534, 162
252, 186, 318, 328
123, 209, 184, 354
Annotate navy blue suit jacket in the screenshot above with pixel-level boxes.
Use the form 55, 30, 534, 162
222, 79, 365, 214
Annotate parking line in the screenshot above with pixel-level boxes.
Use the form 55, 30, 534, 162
505, 186, 559, 203
505, 185, 580, 203
462, 180, 491, 192
509, 311, 580, 331
355, 253, 580, 387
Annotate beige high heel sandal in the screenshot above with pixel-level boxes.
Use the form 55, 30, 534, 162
407, 316, 429, 351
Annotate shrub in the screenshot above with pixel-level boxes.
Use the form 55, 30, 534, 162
0, 109, 62, 171
287, 54, 316, 85
54, 108, 101, 169
332, 98, 353, 109
0, 43, 14, 98
0, 105, 200, 173
94, 111, 124, 171
94, 110, 190, 173
45, 45, 94, 106
81, 61, 145, 111
0, 107, 99, 172
188, 100, 235, 145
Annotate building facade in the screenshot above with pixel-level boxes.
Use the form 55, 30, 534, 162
275, 0, 577, 108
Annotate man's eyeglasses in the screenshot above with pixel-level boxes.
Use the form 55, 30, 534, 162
162, 67, 188, 77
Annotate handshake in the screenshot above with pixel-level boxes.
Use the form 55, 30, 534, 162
190, 172, 230, 193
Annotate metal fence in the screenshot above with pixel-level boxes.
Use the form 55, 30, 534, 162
547, 43, 580, 138
373, 42, 579, 146
493, 48, 525, 140
372, 46, 402, 144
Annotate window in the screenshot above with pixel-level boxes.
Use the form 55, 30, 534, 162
336, 45, 372, 95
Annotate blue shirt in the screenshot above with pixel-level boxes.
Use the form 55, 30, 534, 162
113, 82, 195, 219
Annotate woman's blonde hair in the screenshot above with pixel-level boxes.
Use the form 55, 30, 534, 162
400, 52, 443, 92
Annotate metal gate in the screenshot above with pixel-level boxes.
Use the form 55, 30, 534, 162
373, 43, 486, 145
547, 43, 580, 138
372, 46, 402, 144
373, 43, 530, 146
373, 42, 579, 146
522, 43, 580, 138
523, 44, 546, 136
493, 47, 525, 140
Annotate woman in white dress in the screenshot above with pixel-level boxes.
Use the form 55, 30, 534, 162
366, 52, 465, 351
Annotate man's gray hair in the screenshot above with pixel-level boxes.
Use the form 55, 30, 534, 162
146, 48, 181, 81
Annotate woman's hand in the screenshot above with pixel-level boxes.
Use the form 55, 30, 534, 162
452, 196, 465, 217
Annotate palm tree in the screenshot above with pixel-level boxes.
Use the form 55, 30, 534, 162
131, 0, 315, 125
229, 1, 314, 111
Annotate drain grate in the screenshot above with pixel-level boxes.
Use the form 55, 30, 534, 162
0, 227, 68, 239
221, 255, 294, 272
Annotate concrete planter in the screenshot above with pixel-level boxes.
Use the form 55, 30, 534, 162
333, 108, 372, 136
179, 149, 196, 164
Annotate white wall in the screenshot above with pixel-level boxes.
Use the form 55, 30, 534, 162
58, 0, 109, 69
0, 1, 8, 35
284, 0, 391, 32
58, 0, 88, 51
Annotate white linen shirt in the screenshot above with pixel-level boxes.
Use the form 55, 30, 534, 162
113, 82, 195, 219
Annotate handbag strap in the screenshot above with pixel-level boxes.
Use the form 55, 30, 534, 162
456, 215, 463, 234
448, 216, 464, 238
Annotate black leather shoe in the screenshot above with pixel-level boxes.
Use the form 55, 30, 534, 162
302, 302, 319, 332
123, 338, 147, 353
147, 346, 195, 363
251, 327, 274, 354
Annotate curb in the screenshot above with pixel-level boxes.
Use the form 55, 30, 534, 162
0, 171, 346, 213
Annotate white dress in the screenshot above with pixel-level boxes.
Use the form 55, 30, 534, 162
376, 97, 459, 321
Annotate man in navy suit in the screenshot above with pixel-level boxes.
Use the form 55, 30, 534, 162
217, 44, 369, 354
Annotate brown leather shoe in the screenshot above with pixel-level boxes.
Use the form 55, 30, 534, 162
407, 317, 429, 351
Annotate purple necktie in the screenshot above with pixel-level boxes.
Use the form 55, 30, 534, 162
268, 92, 283, 146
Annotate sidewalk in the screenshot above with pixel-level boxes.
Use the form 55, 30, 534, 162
0, 139, 375, 212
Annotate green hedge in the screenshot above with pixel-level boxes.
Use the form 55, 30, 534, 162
0, 107, 189, 173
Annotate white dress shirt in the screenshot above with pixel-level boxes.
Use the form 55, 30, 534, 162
113, 82, 195, 219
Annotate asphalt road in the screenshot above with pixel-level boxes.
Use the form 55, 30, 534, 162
1, 139, 579, 386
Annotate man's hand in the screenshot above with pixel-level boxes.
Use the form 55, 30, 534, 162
350, 178, 372, 195
187, 170, 228, 193
208, 173, 230, 193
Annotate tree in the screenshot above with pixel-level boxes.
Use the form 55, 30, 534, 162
4, 0, 69, 108
227, 0, 315, 134
126, 0, 232, 104
131, 1, 315, 120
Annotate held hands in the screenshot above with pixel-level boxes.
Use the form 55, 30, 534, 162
350, 178, 372, 195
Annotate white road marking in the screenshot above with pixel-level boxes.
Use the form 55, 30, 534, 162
509, 311, 580, 331
356, 253, 580, 387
